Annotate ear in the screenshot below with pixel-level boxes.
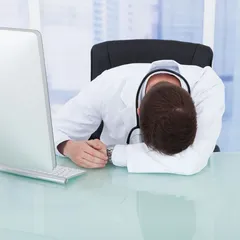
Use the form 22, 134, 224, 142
137, 107, 140, 116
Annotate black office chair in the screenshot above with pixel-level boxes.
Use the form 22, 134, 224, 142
89, 39, 220, 152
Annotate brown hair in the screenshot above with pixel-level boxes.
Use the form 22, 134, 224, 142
140, 82, 197, 155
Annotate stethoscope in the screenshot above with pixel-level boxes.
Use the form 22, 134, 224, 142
126, 69, 191, 144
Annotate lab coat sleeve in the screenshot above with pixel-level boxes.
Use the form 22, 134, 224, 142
112, 67, 225, 175
53, 74, 106, 156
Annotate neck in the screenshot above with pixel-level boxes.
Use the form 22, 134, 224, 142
146, 73, 181, 93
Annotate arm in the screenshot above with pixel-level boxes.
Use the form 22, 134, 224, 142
53, 73, 106, 156
111, 67, 225, 175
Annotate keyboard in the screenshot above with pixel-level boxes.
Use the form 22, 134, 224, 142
0, 164, 86, 185
38, 166, 86, 184
50, 166, 85, 179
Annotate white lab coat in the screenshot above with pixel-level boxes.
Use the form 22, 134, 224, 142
53, 60, 225, 175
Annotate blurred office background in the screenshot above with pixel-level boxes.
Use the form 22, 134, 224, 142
0, 0, 239, 152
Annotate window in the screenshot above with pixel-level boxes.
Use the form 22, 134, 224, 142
40, 0, 92, 105
151, 0, 203, 43
214, 0, 240, 151
39, 0, 204, 106
0, 0, 29, 28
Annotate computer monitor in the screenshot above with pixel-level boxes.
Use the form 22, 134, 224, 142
0, 28, 55, 172
0, 28, 85, 184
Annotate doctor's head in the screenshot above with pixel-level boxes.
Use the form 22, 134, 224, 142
139, 74, 197, 155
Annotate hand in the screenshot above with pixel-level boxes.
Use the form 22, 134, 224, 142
59, 140, 108, 169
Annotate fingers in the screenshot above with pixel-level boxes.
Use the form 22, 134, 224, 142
82, 151, 107, 165
72, 156, 105, 169
86, 141, 107, 158
87, 139, 101, 149
80, 159, 106, 169
73, 158, 105, 169
87, 139, 107, 154
72, 152, 107, 169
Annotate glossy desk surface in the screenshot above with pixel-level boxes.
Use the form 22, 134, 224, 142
0, 153, 239, 240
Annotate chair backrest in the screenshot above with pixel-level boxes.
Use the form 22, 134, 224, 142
91, 39, 213, 80
89, 39, 218, 152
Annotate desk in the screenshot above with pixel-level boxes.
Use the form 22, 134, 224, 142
0, 153, 239, 240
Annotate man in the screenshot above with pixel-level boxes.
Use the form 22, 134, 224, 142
53, 60, 225, 175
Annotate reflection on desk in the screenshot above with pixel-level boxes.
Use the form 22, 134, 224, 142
0, 153, 239, 240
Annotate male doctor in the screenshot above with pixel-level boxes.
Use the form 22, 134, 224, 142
53, 60, 225, 175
